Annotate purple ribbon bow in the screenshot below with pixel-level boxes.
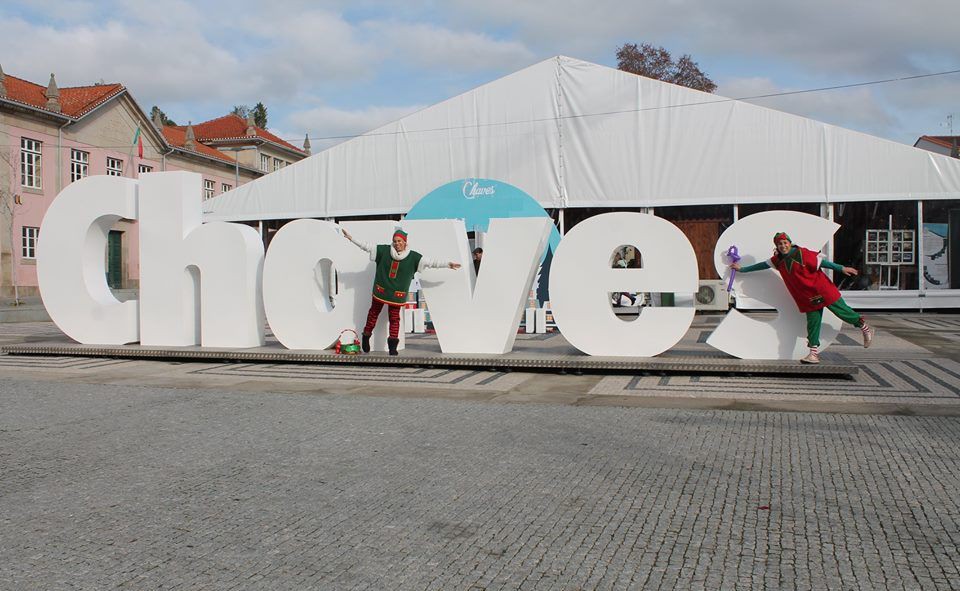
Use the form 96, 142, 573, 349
725, 245, 741, 292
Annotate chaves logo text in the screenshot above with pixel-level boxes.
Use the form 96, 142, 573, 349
462, 180, 496, 199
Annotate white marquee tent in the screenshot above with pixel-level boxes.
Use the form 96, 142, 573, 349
204, 55, 960, 222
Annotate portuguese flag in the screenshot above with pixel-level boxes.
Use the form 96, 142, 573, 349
132, 125, 143, 158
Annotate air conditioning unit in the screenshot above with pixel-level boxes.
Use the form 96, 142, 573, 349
695, 280, 730, 311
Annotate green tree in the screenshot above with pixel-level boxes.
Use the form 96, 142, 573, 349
251, 102, 268, 128
616, 43, 717, 93
232, 103, 268, 128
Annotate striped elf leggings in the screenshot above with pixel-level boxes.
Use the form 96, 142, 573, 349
363, 297, 402, 339
806, 298, 863, 347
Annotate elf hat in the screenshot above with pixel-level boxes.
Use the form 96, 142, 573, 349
773, 232, 791, 244
393, 229, 408, 243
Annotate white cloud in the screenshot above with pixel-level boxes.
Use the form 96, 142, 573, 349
718, 76, 897, 138
2, 0, 957, 147
16, 0, 100, 22
361, 21, 534, 72
881, 74, 960, 113
283, 103, 428, 150
428, 0, 683, 58
0, 3, 380, 107
437, 0, 960, 76
231, 9, 380, 91
0, 16, 246, 101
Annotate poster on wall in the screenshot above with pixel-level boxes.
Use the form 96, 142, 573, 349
923, 223, 949, 289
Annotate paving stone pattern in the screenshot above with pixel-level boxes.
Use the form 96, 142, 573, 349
0, 355, 534, 394
1, 379, 959, 590
591, 321, 960, 404
188, 363, 531, 392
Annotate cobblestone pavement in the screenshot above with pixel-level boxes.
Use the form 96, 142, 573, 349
1, 379, 959, 590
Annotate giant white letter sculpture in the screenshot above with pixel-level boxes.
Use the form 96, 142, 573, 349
707, 211, 843, 359
338, 220, 412, 352
40, 183, 850, 361
549, 212, 699, 357
263, 219, 397, 350
403, 218, 550, 354
139, 172, 265, 347
37, 176, 139, 344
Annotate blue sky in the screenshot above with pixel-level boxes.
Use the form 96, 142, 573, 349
2, 0, 958, 151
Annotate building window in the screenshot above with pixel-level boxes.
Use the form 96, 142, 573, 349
20, 138, 42, 189
204, 179, 215, 200
22, 226, 39, 259
70, 149, 89, 183
138, 164, 153, 176
834, 201, 919, 290
106, 157, 123, 177
273, 157, 285, 171
260, 153, 270, 172
221, 183, 232, 193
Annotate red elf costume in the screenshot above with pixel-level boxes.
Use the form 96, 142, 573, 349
735, 232, 874, 364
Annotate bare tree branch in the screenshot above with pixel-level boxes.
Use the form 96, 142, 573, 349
616, 42, 717, 93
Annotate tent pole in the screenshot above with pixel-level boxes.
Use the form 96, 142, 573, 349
824, 203, 833, 262
917, 200, 925, 312
559, 208, 565, 235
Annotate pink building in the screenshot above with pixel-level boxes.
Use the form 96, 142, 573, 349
0, 65, 308, 298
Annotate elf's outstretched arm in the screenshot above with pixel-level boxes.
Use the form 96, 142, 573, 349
419, 258, 461, 271
819, 258, 858, 276
731, 260, 772, 273
340, 229, 376, 261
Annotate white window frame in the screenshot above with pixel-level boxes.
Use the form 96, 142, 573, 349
106, 157, 123, 177
20, 138, 42, 189
138, 164, 153, 176
70, 149, 89, 183
221, 183, 232, 193
21, 226, 39, 259
203, 179, 215, 200
273, 157, 284, 171
260, 153, 270, 172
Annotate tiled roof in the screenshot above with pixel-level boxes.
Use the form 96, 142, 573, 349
0, 70, 290, 169
1, 74, 124, 118
178, 114, 305, 154
160, 126, 236, 164
60, 83, 125, 116
918, 135, 960, 149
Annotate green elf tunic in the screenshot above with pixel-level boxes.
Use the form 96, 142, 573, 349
347, 236, 449, 306
372, 244, 422, 305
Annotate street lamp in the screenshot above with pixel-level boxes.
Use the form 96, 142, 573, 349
219, 145, 258, 187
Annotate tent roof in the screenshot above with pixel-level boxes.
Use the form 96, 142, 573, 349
204, 56, 960, 222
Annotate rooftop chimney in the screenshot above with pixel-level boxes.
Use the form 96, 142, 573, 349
303, 133, 311, 155
45, 73, 61, 112
152, 108, 164, 130
184, 121, 196, 150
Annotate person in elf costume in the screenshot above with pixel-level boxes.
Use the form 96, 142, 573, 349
341, 228, 461, 355
730, 231, 874, 364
